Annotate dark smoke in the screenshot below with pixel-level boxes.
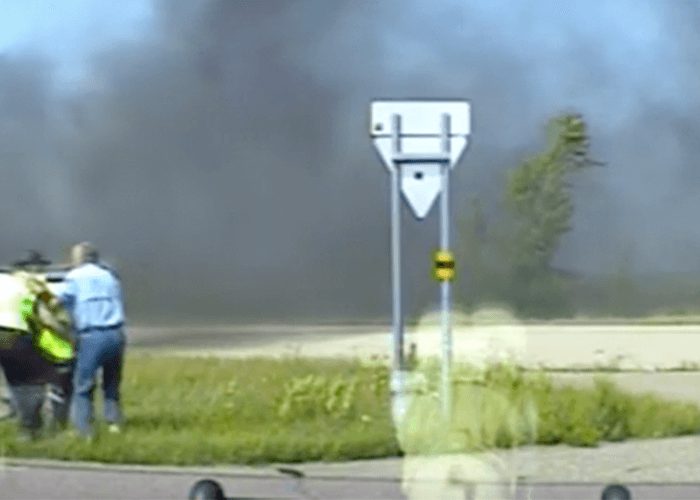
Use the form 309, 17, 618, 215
0, 0, 697, 322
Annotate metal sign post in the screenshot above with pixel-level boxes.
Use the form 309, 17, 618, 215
370, 100, 471, 425
438, 113, 453, 417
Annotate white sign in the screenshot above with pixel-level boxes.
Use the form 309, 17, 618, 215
400, 164, 442, 219
370, 100, 471, 219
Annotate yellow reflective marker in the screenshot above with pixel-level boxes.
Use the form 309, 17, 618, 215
433, 250, 455, 281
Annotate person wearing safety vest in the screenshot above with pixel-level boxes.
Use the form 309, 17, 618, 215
20, 271, 75, 428
0, 252, 75, 440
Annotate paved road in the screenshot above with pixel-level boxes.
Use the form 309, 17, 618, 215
1, 465, 392, 500
3, 458, 700, 499
4, 469, 700, 499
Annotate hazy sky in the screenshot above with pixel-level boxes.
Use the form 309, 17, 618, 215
1, 0, 699, 321
0, 1, 151, 83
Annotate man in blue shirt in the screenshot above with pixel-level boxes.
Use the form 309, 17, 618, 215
54, 242, 126, 438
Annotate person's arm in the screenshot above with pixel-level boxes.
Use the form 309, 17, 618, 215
22, 276, 75, 346
116, 278, 126, 325
22, 274, 60, 306
32, 287, 64, 313
52, 276, 77, 309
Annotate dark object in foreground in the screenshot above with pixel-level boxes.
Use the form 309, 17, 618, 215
276, 467, 304, 479
12, 250, 51, 269
188, 479, 225, 500
187, 477, 299, 500
602, 484, 632, 500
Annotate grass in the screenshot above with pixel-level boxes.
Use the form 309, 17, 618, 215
1, 355, 699, 465
0, 355, 399, 465
397, 362, 700, 454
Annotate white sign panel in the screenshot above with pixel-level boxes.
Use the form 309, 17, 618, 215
370, 100, 471, 219
370, 100, 470, 170
400, 164, 442, 219
371, 101, 471, 136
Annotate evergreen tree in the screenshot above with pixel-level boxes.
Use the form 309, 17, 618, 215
504, 113, 598, 316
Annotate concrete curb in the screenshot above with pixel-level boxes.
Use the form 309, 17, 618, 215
5, 450, 700, 485
1, 457, 283, 479
0, 457, 404, 482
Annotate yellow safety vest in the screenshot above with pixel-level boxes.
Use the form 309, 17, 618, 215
20, 295, 74, 364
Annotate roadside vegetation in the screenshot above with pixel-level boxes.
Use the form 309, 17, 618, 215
454, 112, 700, 321
458, 113, 598, 318
1, 355, 699, 465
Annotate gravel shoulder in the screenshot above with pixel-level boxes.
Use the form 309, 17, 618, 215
130, 324, 700, 372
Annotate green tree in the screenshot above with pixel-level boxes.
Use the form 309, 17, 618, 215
504, 113, 597, 316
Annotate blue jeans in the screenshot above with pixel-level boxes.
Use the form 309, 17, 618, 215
71, 327, 125, 436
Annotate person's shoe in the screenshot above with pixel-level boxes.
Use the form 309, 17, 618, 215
108, 424, 121, 434
68, 429, 95, 443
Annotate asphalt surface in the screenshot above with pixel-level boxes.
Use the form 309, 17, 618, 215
2, 459, 700, 499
